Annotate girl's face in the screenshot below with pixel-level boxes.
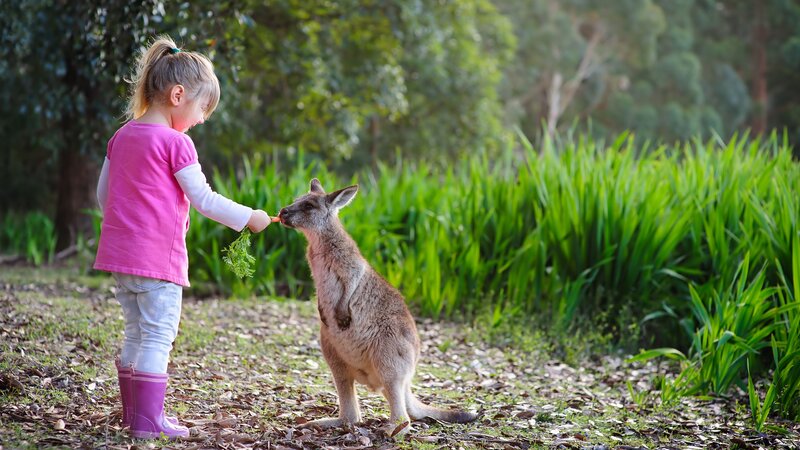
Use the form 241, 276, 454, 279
171, 96, 208, 133
164, 84, 210, 133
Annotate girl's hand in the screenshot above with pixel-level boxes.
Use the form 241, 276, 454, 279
247, 210, 271, 233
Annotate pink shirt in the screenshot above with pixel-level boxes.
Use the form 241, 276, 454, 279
94, 121, 199, 286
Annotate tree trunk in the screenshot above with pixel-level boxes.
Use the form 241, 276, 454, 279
545, 25, 602, 136
546, 72, 564, 136
54, 140, 96, 251
54, 28, 97, 251
751, 1, 768, 135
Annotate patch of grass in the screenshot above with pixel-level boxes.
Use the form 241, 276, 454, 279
176, 320, 219, 353
626, 380, 651, 409
13, 294, 120, 354
0, 262, 112, 288
31, 386, 73, 406
0, 424, 41, 450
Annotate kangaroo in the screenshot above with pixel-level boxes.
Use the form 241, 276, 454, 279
277, 178, 478, 437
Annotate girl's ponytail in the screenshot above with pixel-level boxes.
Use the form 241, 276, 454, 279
125, 36, 178, 120
124, 35, 219, 121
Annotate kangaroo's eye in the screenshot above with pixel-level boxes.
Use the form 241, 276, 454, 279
301, 203, 315, 212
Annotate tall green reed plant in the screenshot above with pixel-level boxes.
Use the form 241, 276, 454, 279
631, 252, 800, 423
746, 237, 800, 431
770, 235, 800, 421
0, 211, 57, 265
686, 255, 782, 394
182, 133, 797, 335
525, 132, 694, 330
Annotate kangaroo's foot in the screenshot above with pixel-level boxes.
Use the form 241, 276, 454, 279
300, 417, 351, 430
381, 418, 412, 438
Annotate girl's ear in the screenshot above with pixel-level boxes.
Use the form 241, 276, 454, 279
169, 84, 185, 106
326, 185, 358, 210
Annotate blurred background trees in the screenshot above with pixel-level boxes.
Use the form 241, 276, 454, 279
1, 0, 799, 248
223, 0, 514, 168
495, 0, 799, 143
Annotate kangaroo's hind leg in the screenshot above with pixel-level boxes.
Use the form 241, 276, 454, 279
375, 343, 416, 437
303, 331, 361, 428
380, 377, 414, 437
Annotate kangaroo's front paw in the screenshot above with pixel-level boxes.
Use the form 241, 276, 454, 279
334, 308, 351, 330
382, 419, 411, 439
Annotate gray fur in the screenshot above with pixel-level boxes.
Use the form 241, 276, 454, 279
278, 178, 478, 436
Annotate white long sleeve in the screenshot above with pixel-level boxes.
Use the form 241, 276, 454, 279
175, 163, 253, 231
97, 157, 110, 213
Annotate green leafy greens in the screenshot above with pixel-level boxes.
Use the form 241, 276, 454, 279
222, 229, 256, 279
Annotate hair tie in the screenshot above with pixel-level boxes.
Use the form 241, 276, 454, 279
169, 47, 181, 55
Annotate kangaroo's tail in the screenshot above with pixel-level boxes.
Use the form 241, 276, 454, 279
405, 389, 478, 423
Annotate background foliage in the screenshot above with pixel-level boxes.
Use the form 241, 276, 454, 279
2, 0, 800, 426
2, 1, 799, 245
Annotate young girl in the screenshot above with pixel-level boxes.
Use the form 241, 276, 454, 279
94, 36, 271, 439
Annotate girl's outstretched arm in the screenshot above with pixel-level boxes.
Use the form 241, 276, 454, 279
174, 163, 255, 231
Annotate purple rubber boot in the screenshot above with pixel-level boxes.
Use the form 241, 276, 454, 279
116, 359, 179, 428
129, 369, 189, 439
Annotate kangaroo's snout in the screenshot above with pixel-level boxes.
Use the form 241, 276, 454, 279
277, 207, 293, 227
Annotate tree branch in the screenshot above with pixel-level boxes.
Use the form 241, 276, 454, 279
546, 23, 604, 135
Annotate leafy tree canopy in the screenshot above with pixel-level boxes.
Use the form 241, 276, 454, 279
2, 0, 799, 244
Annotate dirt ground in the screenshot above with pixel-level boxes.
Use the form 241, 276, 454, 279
1, 266, 798, 449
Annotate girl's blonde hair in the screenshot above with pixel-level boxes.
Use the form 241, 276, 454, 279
125, 35, 220, 121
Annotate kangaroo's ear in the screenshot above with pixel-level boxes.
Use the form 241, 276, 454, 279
310, 178, 325, 194
327, 185, 358, 210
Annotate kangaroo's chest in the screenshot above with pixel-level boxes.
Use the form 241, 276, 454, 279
308, 260, 359, 327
